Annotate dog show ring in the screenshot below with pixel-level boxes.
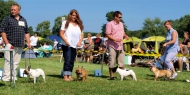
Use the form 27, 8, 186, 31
0, 49, 15, 87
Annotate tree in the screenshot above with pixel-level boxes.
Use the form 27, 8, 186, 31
28, 26, 34, 36
0, 0, 17, 26
101, 11, 128, 36
142, 17, 166, 37
36, 21, 51, 38
52, 15, 67, 35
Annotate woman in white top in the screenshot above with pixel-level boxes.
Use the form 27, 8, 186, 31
60, 9, 84, 81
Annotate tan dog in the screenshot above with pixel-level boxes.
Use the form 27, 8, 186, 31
150, 66, 171, 81
75, 66, 88, 82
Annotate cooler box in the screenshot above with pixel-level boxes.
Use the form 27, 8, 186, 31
125, 55, 132, 65
18, 68, 28, 77
94, 69, 102, 77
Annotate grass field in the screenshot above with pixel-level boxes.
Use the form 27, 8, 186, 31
0, 54, 190, 95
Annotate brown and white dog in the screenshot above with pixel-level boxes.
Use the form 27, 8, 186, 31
23, 67, 46, 84
75, 66, 88, 82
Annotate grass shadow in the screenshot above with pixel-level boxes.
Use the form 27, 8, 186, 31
88, 74, 109, 79
0, 83, 5, 87
47, 74, 62, 79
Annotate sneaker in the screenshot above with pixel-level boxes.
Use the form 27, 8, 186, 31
109, 77, 116, 80
186, 80, 190, 83
170, 73, 178, 79
177, 70, 181, 72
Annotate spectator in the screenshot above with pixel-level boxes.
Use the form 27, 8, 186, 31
93, 33, 102, 51
131, 44, 141, 65
53, 39, 58, 50
30, 33, 38, 48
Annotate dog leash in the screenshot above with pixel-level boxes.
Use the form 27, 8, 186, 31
25, 48, 32, 68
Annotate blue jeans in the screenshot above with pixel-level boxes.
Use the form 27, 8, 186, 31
62, 45, 76, 76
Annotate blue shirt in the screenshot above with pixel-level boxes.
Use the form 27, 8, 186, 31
165, 28, 180, 53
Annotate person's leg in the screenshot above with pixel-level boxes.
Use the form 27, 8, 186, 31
165, 52, 178, 79
2, 44, 11, 81
62, 46, 72, 81
68, 47, 76, 80
108, 47, 116, 79
177, 57, 182, 71
13, 47, 23, 79
118, 51, 125, 69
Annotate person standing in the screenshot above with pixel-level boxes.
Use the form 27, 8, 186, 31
106, 11, 129, 80
53, 39, 58, 50
59, 9, 83, 81
162, 20, 179, 79
0, 3, 31, 81
30, 33, 38, 48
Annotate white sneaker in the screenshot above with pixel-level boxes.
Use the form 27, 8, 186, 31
170, 73, 178, 79
177, 70, 181, 72
186, 80, 190, 83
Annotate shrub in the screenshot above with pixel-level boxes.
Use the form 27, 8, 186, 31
37, 38, 53, 47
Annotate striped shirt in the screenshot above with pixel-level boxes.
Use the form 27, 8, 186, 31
0, 15, 29, 47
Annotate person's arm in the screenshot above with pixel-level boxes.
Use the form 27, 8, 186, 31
59, 30, 70, 46
123, 33, 129, 40
187, 41, 190, 48
1, 32, 9, 44
77, 31, 84, 47
163, 30, 177, 47
106, 23, 122, 42
180, 45, 183, 54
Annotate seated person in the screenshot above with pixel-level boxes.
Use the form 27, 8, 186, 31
146, 46, 150, 53
147, 57, 163, 69
131, 44, 142, 65
172, 42, 189, 72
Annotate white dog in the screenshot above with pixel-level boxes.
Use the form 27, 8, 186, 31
24, 67, 46, 84
116, 68, 137, 81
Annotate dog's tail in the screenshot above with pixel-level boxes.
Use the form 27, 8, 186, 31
130, 70, 137, 81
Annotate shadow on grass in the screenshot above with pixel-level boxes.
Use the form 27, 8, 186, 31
88, 74, 109, 79
47, 74, 62, 78
0, 83, 5, 87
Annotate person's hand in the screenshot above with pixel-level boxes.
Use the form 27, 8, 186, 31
77, 42, 82, 47
65, 41, 70, 46
27, 44, 32, 49
163, 43, 167, 47
124, 35, 130, 40
114, 38, 122, 42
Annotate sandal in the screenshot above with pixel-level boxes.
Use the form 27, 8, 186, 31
63, 78, 70, 81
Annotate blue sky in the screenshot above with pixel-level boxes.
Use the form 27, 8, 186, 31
15, 0, 190, 33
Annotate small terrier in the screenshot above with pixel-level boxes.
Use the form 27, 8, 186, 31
150, 66, 171, 81
75, 66, 88, 82
24, 67, 46, 84
116, 68, 137, 81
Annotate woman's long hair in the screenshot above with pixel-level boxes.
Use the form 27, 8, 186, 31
65, 9, 84, 31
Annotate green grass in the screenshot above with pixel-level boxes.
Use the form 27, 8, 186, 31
0, 54, 190, 95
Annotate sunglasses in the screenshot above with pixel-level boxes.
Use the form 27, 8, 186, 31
118, 17, 122, 18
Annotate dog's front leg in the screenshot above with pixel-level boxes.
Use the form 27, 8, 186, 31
120, 76, 124, 81
154, 76, 158, 82
34, 78, 36, 84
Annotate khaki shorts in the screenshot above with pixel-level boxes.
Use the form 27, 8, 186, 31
108, 47, 125, 68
